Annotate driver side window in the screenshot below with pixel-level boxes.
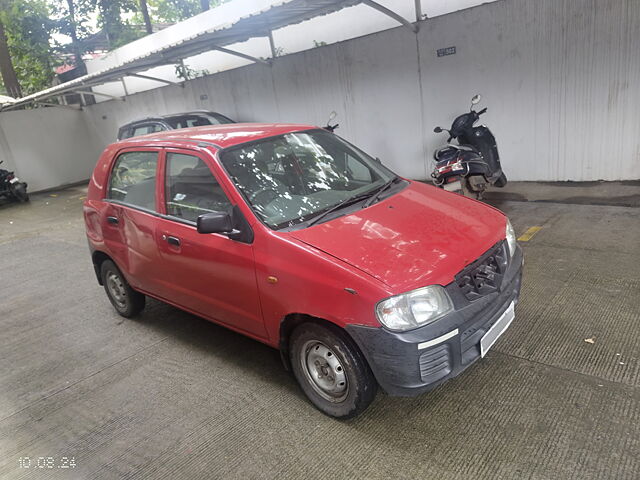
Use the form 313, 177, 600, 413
165, 153, 232, 223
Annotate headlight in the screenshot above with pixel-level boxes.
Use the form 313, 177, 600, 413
506, 218, 516, 258
375, 285, 453, 331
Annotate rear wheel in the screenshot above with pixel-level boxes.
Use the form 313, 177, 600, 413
11, 183, 28, 202
494, 172, 508, 187
461, 177, 475, 198
100, 260, 145, 318
289, 323, 377, 419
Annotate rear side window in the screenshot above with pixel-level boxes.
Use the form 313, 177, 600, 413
108, 151, 158, 211
165, 115, 212, 129
131, 124, 164, 137
165, 153, 232, 223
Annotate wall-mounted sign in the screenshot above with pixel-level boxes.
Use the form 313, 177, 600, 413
437, 46, 456, 57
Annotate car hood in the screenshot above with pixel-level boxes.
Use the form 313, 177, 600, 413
290, 181, 506, 293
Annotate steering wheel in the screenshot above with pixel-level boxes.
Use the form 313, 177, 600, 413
250, 188, 279, 205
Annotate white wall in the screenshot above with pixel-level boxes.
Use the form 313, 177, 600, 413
3, 0, 639, 192
0, 107, 103, 192
84, 0, 640, 182
418, 0, 640, 181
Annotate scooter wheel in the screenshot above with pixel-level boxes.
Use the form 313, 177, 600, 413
494, 172, 508, 187
12, 184, 29, 202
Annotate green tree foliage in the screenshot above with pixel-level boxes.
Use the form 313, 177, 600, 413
92, 0, 144, 48
0, 0, 55, 95
134, 0, 225, 24
147, 0, 202, 23
52, 0, 94, 67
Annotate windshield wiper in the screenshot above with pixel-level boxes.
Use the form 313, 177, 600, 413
306, 191, 374, 227
305, 176, 400, 228
362, 176, 400, 208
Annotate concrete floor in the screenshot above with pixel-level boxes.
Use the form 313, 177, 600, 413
0, 183, 639, 479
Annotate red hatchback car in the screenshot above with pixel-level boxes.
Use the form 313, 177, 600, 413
84, 123, 523, 418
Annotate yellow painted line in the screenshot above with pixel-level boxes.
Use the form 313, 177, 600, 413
518, 226, 542, 242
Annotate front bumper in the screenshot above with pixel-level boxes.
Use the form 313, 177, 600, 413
346, 243, 523, 397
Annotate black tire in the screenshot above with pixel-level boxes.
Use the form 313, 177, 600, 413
100, 260, 145, 318
289, 322, 377, 419
494, 172, 508, 187
12, 183, 28, 202
461, 178, 475, 198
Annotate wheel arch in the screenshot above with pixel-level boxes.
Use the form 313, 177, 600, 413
91, 250, 114, 285
278, 313, 363, 371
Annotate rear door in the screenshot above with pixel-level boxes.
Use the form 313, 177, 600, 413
103, 148, 164, 294
153, 149, 266, 338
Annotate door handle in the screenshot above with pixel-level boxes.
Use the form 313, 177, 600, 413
107, 216, 119, 225
163, 235, 181, 247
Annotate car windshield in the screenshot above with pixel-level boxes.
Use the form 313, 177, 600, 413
164, 113, 233, 129
219, 130, 397, 229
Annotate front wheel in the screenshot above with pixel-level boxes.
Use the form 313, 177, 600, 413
290, 323, 378, 419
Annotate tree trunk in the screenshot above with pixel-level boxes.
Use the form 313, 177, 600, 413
200, 0, 210, 12
0, 20, 20, 98
65, 0, 86, 70
139, 0, 152, 34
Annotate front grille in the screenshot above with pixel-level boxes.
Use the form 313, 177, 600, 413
456, 241, 508, 302
419, 344, 451, 383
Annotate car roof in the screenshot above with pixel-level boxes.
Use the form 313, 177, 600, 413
158, 110, 222, 118
119, 111, 223, 129
116, 123, 319, 149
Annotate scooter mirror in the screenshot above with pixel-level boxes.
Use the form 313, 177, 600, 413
433, 126, 443, 133
471, 94, 482, 105
327, 111, 337, 123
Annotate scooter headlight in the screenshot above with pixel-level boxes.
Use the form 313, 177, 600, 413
506, 218, 516, 259
375, 285, 453, 332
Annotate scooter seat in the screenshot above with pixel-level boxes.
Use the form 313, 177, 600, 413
434, 144, 481, 162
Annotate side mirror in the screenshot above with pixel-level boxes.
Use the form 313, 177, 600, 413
433, 126, 443, 133
327, 110, 337, 123
471, 94, 482, 105
197, 211, 233, 234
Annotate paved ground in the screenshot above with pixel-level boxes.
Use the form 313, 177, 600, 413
483, 180, 640, 207
0, 183, 639, 479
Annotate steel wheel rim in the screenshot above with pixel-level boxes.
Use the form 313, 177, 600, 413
106, 271, 127, 308
300, 340, 348, 402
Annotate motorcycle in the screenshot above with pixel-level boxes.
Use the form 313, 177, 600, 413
0, 161, 29, 203
431, 94, 507, 199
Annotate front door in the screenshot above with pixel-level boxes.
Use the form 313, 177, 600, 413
154, 149, 266, 339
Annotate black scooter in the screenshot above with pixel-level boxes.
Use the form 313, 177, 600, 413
431, 94, 507, 199
0, 161, 29, 203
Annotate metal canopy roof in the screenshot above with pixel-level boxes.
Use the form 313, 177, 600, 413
3, 0, 420, 111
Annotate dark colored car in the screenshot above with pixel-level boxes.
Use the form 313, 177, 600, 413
117, 110, 235, 140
